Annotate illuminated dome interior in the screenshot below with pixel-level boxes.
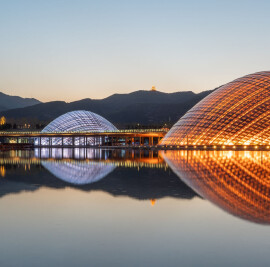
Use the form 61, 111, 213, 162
42, 110, 117, 133
162, 71, 270, 146
38, 110, 117, 146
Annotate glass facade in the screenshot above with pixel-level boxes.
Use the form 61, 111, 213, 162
38, 110, 117, 146
161, 71, 270, 146
42, 110, 117, 133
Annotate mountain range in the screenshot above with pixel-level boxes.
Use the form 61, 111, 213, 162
0, 92, 40, 111
0, 89, 216, 128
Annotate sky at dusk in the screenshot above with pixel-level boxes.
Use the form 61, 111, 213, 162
1, 0, 270, 102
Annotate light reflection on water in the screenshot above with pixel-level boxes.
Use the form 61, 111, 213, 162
162, 150, 270, 224
0, 148, 269, 223
0, 148, 269, 266
42, 161, 116, 185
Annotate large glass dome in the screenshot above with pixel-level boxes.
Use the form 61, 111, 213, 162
42, 110, 117, 133
161, 71, 270, 146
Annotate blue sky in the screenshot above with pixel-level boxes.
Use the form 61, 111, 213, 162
1, 0, 270, 101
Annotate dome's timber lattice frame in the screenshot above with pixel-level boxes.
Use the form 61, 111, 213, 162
161, 71, 270, 147
35, 110, 118, 146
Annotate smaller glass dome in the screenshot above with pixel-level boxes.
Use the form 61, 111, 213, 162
36, 110, 117, 146
42, 110, 117, 133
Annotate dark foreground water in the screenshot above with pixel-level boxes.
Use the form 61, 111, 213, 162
0, 149, 269, 267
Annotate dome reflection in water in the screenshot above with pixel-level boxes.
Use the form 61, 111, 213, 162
162, 150, 270, 224
35, 148, 116, 185
42, 161, 116, 185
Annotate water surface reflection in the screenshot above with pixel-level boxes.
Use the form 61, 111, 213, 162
162, 150, 270, 224
0, 148, 196, 202
0, 149, 269, 266
0, 149, 269, 224
42, 161, 116, 185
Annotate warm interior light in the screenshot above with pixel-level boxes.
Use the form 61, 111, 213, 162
160, 72, 270, 148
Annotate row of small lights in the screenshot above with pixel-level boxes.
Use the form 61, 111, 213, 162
0, 129, 167, 135
33, 145, 159, 149
161, 145, 270, 149
0, 158, 166, 169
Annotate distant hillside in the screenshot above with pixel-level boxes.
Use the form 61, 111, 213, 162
0, 92, 41, 111
0, 89, 215, 128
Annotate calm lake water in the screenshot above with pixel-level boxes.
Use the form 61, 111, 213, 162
0, 148, 269, 267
